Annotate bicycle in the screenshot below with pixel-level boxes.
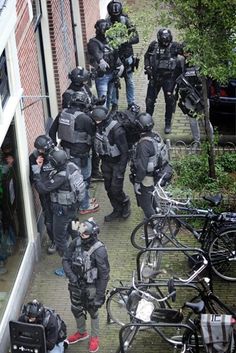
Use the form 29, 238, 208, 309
131, 179, 236, 281
110, 272, 236, 353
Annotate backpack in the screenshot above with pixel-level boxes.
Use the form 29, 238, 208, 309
43, 307, 67, 341
140, 134, 173, 185
66, 162, 86, 203
112, 110, 142, 148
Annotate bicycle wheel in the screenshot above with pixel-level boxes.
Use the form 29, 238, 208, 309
106, 288, 132, 326
116, 324, 139, 353
208, 227, 236, 281
139, 238, 162, 281
131, 216, 180, 250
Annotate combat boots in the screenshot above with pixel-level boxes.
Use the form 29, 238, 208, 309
104, 209, 121, 222
122, 197, 131, 219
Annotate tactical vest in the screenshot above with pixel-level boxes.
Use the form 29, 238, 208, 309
43, 308, 67, 342
89, 38, 116, 70
151, 42, 178, 75
58, 109, 92, 145
94, 120, 121, 157
50, 162, 85, 205
72, 239, 104, 284
134, 134, 168, 174
65, 88, 92, 106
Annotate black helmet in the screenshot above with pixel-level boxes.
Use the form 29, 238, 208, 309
68, 67, 90, 86
48, 149, 68, 168
107, 0, 123, 17
23, 299, 44, 320
34, 135, 54, 153
157, 28, 173, 47
91, 106, 108, 122
70, 91, 89, 107
79, 218, 100, 237
94, 19, 110, 36
136, 113, 154, 132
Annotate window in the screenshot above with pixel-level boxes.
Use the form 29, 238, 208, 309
0, 50, 10, 107
32, 0, 42, 30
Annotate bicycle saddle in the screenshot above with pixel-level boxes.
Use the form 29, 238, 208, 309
184, 300, 205, 314
203, 194, 223, 206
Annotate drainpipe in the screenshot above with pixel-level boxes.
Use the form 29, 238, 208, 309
70, 0, 86, 68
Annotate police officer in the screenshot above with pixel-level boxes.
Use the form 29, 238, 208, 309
63, 218, 109, 353
29, 135, 56, 254
130, 113, 172, 220
144, 28, 183, 134
92, 106, 131, 221
32, 149, 85, 275
49, 94, 99, 215
175, 50, 205, 147
87, 19, 124, 110
106, 0, 139, 111
18, 299, 67, 353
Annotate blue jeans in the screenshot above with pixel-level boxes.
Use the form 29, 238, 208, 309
71, 156, 91, 210
48, 341, 64, 353
112, 58, 135, 106
95, 73, 114, 109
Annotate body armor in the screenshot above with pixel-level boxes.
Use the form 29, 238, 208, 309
89, 38, 116, 71
150, 42, 178, 76
71, 239, 104, 284
58, 109, 92, 145
94, 120, 121, 157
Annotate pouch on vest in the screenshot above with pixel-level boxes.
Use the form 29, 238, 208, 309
67, 162, 86, 203
58, 110, 91, 144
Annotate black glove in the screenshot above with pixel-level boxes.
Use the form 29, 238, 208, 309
93, 296, 105, 309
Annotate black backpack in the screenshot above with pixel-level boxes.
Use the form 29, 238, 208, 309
112, 110, 142, 148
43, 307, 67, 341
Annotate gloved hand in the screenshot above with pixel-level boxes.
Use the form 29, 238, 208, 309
71, 220, 80, 231
93, 296, 105, 309
134, 182, 141, 195
144, 66, 152, 76
99, 58, 110, 72
97, 95, 106, 106
117, 64, 124, 77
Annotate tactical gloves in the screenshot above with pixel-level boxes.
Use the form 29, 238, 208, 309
134, 182, 141, 195
99, 59, 110, 71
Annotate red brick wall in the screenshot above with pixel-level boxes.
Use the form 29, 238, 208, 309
47, 0, 77, 109
16, 0, 44, 154
79, 0, 100, 65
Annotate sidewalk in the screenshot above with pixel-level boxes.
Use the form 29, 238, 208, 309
20, 8, 214, 353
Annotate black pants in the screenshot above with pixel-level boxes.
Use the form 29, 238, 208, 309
39, 193, 54, 242
136, 184, 156, 219
101, 160, 128, 212
145, 77, 175, 122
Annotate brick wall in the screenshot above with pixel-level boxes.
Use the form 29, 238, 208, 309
79, 0, 100, 65
47, 0, 76, 110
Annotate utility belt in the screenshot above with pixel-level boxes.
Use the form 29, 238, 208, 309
50, 190, 76, 205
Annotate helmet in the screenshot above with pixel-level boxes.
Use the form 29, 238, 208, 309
48, 149, 68, 168
136, 113, 154, 132
157, 28, 173, 47
34, 135, 54, 153
70, 91, 89, 107
94, 19, 110, 36
107, 0, 123, 17
91, 106, 108, 122
23, 299, 44, 319
68, 67, 90, 86
79, 218, 100, 236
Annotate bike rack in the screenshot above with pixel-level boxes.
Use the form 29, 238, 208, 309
118, 321, 200, 353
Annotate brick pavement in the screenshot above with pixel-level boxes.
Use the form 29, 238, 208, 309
19, 6, 235, 353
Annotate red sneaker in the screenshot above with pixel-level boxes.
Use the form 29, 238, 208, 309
66, 331, 89, 344
89, 336, 99, 352
79, 203, 99, 215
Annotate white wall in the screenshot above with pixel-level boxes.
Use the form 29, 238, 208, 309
99, 0, 110, 19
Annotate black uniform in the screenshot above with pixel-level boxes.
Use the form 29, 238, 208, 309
33, 162, 80, 256
94, 117, 130, 219
132, 131, 162, 219
145, 40, 182, 126
29, 150, 54, 242
62, 235, 109, 337
18, 309, 64, 351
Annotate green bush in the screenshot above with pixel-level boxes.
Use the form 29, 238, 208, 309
172, 152, 236, 195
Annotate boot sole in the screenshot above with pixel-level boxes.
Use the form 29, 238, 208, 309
65, 334, 89, 345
